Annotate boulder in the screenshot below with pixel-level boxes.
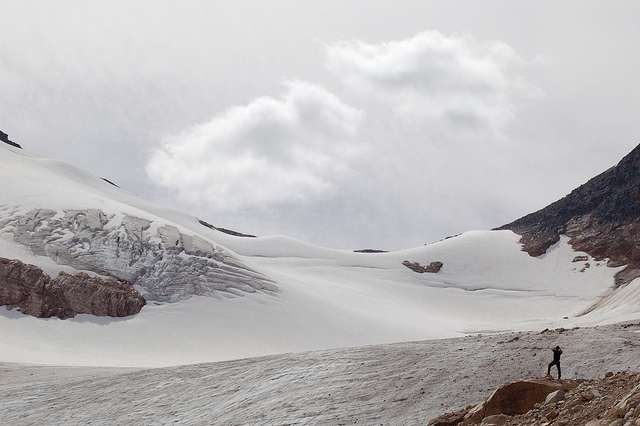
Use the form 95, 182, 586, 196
465, 378, 577, 423
426, 407, 467, 426
545, 389, 566, 404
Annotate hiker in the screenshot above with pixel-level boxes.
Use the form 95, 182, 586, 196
547, 346, 562, 379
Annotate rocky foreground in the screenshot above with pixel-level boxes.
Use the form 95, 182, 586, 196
429, 372, 640, 425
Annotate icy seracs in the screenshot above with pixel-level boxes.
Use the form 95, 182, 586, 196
0, 208, 277, 302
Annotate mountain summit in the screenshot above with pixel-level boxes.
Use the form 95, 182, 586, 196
496, 143, 640, 285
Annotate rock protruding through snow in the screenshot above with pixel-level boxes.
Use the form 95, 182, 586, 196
0, 130, 21, 149
496, 142, 640, 287
402, 260, 443, 273
0, 257, 145, 319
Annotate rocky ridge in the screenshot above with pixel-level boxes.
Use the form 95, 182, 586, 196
428, 371, 640, 426
197, 219, 257, 238
0, 208, 277, 302
496, 142, 640, 287
0, 257, 145, 319
0, 131, 21, 149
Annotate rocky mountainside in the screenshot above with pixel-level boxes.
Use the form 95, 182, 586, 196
428, 371, 640, 426
0, 257, 145, 319
496, 143, 640, 286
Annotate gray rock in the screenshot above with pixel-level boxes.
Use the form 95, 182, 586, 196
545, 389, 566, 405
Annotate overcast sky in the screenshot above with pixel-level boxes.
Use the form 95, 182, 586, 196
2, 1, 640, 250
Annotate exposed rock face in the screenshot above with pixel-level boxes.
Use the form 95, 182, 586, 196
0, 131, 21, 149
101, 178, 119, 187
198, 219, 257, 238
0, 209, 278, 302
0, 257, 145, 319
495, 142, 640, 285
428, 372, 640, 426
403, 260, 443, 273
54, 271, 146, 317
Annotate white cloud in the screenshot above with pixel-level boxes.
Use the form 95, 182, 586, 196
306, 30, 545, 248
325, 30, 534, 134
3, 4, 637, 250
147, 30, 543, 249
146, 81, 363, 211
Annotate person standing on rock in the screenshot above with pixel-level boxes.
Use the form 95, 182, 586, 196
547, 346, 562, 379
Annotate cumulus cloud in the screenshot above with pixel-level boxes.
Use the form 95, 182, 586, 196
147, 30, 542, 249
325, 30, 534, 134
146, 81, 363, 211
310, 30, 544, 248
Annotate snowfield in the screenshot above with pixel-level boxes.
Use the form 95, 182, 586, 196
1, 142, 640, 370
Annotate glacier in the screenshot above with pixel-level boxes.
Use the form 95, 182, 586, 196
1, 142, 640, 367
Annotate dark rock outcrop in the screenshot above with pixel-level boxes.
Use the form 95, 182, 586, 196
0, 131, 22, 149
101, 177, 119, 187
0, 257, 145, 319
496, 143, 640, 285
198, 219, 257, 238
403, 260, 443, 273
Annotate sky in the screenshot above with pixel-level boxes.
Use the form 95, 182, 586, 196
2, 1, 640, 250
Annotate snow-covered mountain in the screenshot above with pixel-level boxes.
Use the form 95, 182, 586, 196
497, 143, 640, 280
1, 138, 639, 367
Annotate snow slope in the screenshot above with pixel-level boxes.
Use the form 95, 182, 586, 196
1, 142, 639, 367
